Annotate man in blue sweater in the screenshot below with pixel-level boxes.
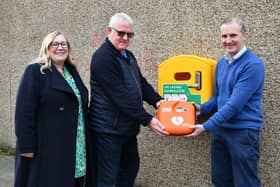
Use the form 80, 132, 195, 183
87, 13, 169, 187
186, 18, 265, 187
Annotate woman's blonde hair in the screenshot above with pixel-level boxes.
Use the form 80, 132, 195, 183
33, 31, 74, 73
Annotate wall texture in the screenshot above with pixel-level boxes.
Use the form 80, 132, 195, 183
1, 0, 279, 186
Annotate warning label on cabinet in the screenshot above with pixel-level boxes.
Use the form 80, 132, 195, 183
163, 84, 201, 104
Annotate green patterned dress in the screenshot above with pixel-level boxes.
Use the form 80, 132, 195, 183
64, 67, 86, 178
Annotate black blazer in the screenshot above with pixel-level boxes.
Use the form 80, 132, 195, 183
14, 62, 88, 187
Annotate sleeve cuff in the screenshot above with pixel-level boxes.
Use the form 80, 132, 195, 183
203, 121, 217, 132
17, 138, 36, 154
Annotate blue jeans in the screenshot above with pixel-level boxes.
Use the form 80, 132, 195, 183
87, 131, 139, 187
211, 128, 260, 187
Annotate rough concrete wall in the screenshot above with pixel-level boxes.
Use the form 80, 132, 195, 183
0, 0, 279, 186
0, 0, 13, 150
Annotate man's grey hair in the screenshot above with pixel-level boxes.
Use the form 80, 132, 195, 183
109, 13, 134, 27
220, 17, 247, 32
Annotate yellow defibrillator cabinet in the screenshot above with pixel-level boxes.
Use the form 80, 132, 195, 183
158, 55, 216, 104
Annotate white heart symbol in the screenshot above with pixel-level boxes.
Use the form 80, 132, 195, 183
171, 116, 184, 126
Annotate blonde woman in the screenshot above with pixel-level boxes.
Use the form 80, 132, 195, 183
14, 31, 88, 187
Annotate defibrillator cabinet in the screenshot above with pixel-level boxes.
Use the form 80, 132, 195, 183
158, 55, 216, 104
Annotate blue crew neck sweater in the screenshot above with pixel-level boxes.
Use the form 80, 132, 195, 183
201, 49, 265, 132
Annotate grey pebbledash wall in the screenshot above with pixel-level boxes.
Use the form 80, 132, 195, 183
1, 0, 279, 186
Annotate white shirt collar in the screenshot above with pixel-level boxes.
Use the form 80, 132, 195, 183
224, 46, 247, 64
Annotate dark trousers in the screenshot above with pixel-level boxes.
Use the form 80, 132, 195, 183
75, 176, 85, 187
87, 131, 140, 187
211, 128, 260, 187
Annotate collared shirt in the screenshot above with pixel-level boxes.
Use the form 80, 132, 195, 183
121, 50, 127, 58
224, 46, 247, 64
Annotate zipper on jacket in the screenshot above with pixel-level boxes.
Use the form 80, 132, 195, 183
129, 66, 143, 106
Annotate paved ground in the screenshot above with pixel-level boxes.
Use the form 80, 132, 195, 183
0, 155, 14, 187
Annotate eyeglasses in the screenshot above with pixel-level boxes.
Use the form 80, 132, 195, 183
50, 42, 68, 49
112, 27, 134, 38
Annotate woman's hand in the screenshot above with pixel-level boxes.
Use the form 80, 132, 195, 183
20, 152, 34, 158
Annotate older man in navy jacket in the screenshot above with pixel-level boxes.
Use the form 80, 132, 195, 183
87, 13, 169, 187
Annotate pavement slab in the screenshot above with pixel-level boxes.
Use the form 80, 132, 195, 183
0, 156, 14, 187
